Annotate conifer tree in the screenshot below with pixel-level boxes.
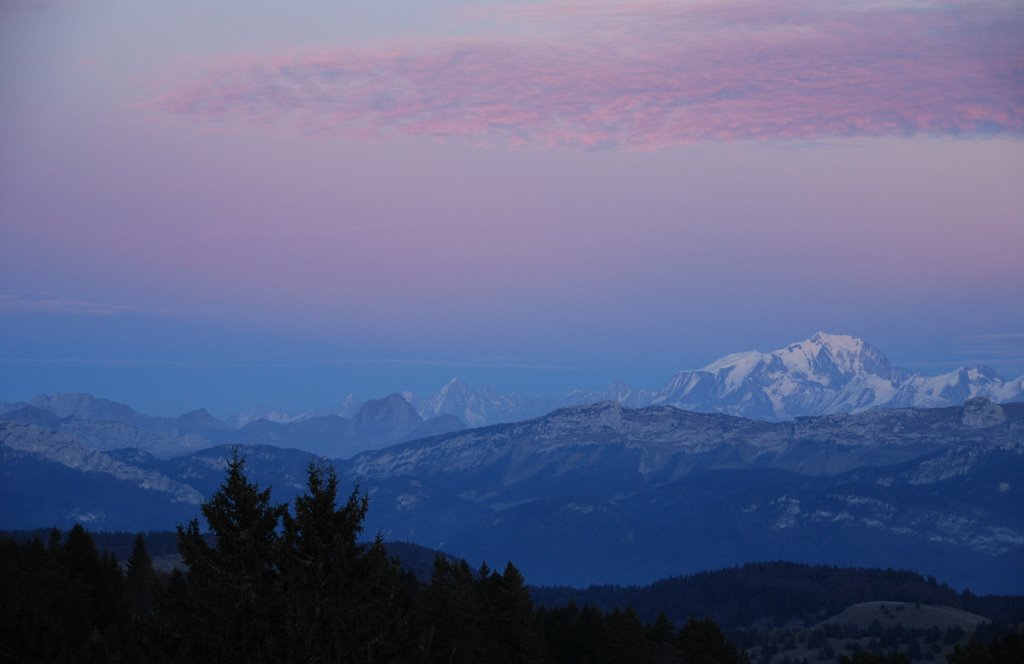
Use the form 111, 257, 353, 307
678, 617, 751, 664
600, 606, 651, 664
108, 534, 165, 662
424, 555, 489, 663
281, 461, 409, 663
124, 533, 158, 614
60, 525, 106, 650
494, 562, 544, 663
176, 449, 286, 663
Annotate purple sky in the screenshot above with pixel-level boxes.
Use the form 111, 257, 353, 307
1, 0, 1023, 415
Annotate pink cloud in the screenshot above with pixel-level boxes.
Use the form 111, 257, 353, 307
149, 0, 1023, 148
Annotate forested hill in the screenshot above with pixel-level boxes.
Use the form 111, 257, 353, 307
532, 562, 1024, 629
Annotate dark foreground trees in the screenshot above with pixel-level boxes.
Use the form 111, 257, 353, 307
0, 451, 754, 663
171, 451, 410, 663
175, 452, 287, 661
946, 629, 1024, 664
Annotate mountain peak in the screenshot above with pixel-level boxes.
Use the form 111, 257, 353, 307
963, 365, 1003, 382
30, 392, 142, 422
780, 332, 889, 378
788, 332, 870, 363
370, 392, 416, 408
808, 331, 864, 351
352, 393, 422, 433
439, 377, 470, 396
177, 408, 231, 432
178, 407, 222, 423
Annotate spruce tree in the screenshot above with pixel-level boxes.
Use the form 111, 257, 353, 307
281, 461, 409, 663
424, 556, 489, 663
107, 532, 165, 661
678, 617, 751, 664
124, 533, 158, 615
493, 562, 544, 663
176, 449, 286, 664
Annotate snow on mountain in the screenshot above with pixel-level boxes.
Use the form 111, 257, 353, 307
894, 366, 1011, 409
350, 334, 1024, 428
0, 421, 203, 505
408, 378, 556, 427
337, 392, 363, 418
207, 332, 1024, 431
229, 409, 313, 428
563, 380, 655, 409
652, 332, 1024, 420
16, 335, 1022, 438
405, 377, 658, 428
228, 393, 362, 427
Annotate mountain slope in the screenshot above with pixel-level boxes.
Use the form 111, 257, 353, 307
0, 422, 205, 530
347, 398, 1023, 504
344, 399, 1024, 591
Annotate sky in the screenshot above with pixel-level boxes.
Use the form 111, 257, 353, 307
1, 0, 1023, 416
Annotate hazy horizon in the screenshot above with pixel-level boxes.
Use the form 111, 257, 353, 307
4, 329, 1023, 419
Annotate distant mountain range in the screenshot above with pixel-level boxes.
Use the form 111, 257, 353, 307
225, 332, 1024, 427
4, 333, 1020, 460
0, 392, 465, 459
3, 396, 1021, 593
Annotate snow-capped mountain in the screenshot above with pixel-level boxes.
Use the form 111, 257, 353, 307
11, 334, 1022, 447
407, 378, 558, 427
397, 333, 1023, 425
228, 392, 363, 427
563, 380, 655, 409
407, 378, 656, 427
651, 332, 1024, 420
893, 366, 1024, 409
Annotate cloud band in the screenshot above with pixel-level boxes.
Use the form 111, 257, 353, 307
149, 1, 1024, 148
